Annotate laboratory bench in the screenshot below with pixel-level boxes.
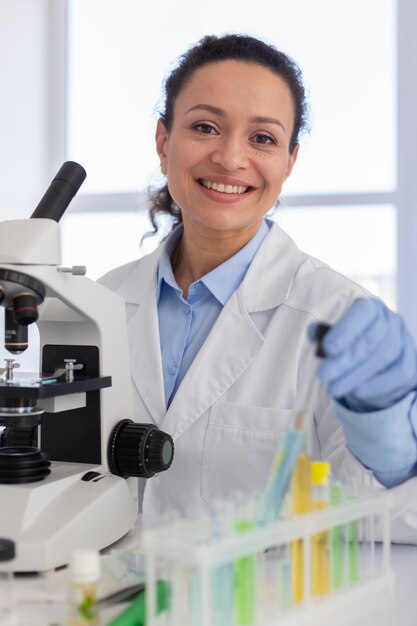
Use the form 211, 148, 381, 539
3, 536, 417, 625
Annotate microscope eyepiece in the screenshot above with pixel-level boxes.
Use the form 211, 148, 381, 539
31, 161, 87, 222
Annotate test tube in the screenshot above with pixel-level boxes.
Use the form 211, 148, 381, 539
276, 547, 292, 612
187, 512, 211, 626
345, 480, 360, 583
234, 521, 256, 626
163, 513, 190, 626
209, 500, 235, 626
329, 483, 344, 589
257, 545, 278, 618
291, 454, 311, 603
365, 513, 376, 578
233, 496, 257, 626
256, 426, 306, 525
311, 462, 331, 596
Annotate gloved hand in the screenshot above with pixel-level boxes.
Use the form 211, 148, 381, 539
309, 298, 417, 411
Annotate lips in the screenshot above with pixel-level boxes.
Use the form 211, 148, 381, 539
198, 178, 253, 195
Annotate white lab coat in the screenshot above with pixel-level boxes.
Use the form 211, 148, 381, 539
100, 222, 417, 543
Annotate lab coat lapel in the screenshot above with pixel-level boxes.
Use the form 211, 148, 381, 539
160, 222, 304, 439
113, 248, 166, 425
160, 289, 264, 439
128, 290, 166, 425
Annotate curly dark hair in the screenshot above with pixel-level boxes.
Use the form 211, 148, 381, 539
148, 33, 309, 235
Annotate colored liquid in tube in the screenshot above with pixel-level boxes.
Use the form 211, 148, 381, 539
234, 520, 256, 626
330, 484, 344, 588
291, 454, 312, 603
311, 462, 330, 596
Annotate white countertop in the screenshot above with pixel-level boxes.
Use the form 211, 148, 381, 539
2, 541, 417, 626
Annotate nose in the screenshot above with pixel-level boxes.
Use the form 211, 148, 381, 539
210, 134, 250, 171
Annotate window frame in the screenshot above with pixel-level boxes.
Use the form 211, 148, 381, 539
49, 0, 417, 339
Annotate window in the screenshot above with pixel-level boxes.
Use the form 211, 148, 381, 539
63, 0, 397, 308
273, 205, 396, 309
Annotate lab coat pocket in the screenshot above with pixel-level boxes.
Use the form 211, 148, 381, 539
202, 400, 299, 504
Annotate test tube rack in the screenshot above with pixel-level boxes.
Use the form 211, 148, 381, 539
141, 489, 393, 626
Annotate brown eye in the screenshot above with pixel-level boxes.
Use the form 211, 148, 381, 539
253, 133, 276, 145
194, 123, 216, 134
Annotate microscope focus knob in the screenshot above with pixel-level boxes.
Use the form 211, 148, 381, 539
108, 419, 174, 479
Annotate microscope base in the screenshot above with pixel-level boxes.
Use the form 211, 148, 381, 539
0, 461, 137, 572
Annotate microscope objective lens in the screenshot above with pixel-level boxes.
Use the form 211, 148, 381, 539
12, 293, 39, 325
4, 308, 28, 354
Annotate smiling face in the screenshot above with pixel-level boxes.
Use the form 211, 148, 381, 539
156, 59, 299, 241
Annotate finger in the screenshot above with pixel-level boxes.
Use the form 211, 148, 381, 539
319, 307, 390, 382
326, 315, 403, 397
353, 331, 417, 404
322, 299, 381, 357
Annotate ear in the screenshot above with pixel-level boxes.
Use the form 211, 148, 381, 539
155, 119, 169, 175
285, 143, 299, 179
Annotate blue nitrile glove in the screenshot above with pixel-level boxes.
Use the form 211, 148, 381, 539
309, 298, 417, 411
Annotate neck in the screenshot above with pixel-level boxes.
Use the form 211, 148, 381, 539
172, 219, 262, 297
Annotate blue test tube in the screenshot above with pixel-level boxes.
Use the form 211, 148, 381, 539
257, 430, 306, 525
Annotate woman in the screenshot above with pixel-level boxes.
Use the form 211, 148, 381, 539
101, 34, 417, 539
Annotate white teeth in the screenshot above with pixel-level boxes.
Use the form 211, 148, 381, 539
200, 179, 248, 194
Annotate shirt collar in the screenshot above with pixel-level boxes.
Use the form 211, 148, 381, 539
157, 219, 270, 305
203, 219, 270, 304
157, 226, 184, 300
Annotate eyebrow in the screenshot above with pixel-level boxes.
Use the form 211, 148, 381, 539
185, 104, 286, 133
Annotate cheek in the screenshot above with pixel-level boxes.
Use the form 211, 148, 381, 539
167, 142, 192, 178
262, 164, 285, 192
274, 157, 293, 182
165, 148, 193, 206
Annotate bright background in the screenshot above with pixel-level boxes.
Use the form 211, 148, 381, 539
62, 0, 398, 308
2, 0, 417, 373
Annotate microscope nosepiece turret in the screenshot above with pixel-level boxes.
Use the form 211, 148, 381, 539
0, 269, 45, 355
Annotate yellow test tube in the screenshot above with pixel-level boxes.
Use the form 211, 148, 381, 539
291, 454, 312, 603
311, 461, 331, 596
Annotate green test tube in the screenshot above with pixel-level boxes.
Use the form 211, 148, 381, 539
347, 516, 360, 582
234, 520, 256, 626
329, 484, 344, 589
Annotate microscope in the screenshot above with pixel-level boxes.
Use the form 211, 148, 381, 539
0, 163, 174, 572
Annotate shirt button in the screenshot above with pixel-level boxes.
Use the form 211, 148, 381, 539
185, 306, 191, 315
168, 366, 176, 375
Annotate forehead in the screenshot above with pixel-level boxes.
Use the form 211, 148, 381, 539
173, 59, 295, 124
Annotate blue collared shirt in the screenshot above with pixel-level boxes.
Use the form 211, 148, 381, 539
157, 219, 270, 406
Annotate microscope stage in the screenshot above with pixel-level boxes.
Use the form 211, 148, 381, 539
0, 375, 112, 398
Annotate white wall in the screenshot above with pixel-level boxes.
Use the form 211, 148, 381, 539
0, 0, 51, 219
397, 0, 417, 342
0, 0, 54, 370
